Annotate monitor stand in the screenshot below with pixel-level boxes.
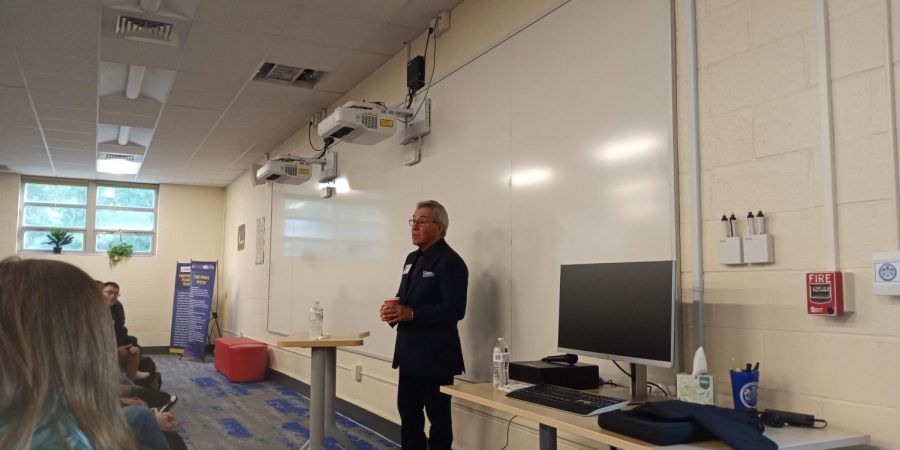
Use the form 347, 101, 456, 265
629, 363, 648, 403
627, 363, 668, 404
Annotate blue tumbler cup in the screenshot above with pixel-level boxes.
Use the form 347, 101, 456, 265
730, 370, 759, 410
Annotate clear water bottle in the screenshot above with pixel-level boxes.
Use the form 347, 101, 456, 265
492, 337, 510, 389
309, 301, 324, 339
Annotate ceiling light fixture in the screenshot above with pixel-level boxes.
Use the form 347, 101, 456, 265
126, 65, 146, 99
97, 158, 142, 175
117, 126, 131, 145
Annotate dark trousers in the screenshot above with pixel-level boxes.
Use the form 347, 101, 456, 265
398, 373, 454, 450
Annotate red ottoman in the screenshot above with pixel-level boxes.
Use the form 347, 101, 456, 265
214, 337, 268, 382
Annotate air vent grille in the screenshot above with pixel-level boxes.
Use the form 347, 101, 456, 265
99, 152, 136, 161
0, 164, 10, 171
116, 15, 173, 42
253, 62, 324, 88
282, 164, 298, 176
360, 113, 378, 129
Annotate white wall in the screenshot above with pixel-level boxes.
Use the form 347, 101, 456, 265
224, 0, 900, 448
0, 171, 225, 346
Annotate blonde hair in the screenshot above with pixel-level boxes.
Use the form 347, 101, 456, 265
0, 258, 135, 450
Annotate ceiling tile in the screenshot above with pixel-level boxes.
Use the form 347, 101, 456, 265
194, 146, 246, 162
0, 113, 39, 128
1, 133, 43, 147
166, 90, 233, 111
358, 23, 420, 56
0, 86, 31, 116
29, 86, 97, 110
55, 167, 96, 179
100, 36, 182, 70
184, 22, 274, 60
99, 95, 162, 118
0, 125, 41, 139
388, 0, 461, 29
267, 37, 351, 73
334, 50, 391, 76
194, 0, 296, 34
171, 71, 246, 98
314, 71, 364, 93
178, 52, 261, 80
17, 48, 97, 80
282, 9, 380, 50
25, 72, 96, 93
228, 95, 314, 118
3, 0, 99, 35
46, 140, 93, 152
34, 105, 95, 123
98, 111, 157, 129
301, 0, 409, 23
230, 152, 268, 169
157, 105, 222, 132
239, 82, 340, 109
44, 129, 94, 144
0, 46, 24, 87
147, 138, 197, 156
41, 118, 96, 134
9, 25, 97, 60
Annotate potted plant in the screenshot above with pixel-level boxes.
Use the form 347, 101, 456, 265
107, 242, 133, 266
44, 229, 74, 254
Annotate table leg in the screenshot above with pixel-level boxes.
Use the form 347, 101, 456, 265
539, 424, 557, 450
323, 347, 357, 450
308, 347, 327, 450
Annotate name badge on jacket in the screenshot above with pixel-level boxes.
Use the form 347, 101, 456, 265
402, 264, 412, 274
422, 271, 435, 278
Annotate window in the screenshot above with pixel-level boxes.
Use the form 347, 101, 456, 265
19, 179, 158, 255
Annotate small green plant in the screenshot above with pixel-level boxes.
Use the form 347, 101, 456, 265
107, 242, 133, 265
44, 229, 74, 254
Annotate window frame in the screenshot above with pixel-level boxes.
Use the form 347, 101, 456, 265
18, 177, 159, 256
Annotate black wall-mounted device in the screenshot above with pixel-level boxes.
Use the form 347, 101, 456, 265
407, 55, 426, 92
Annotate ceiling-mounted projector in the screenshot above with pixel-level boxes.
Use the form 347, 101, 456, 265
317, 101, 403, 145
256, 159, 312, 185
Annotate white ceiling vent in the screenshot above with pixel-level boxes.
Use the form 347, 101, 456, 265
116, 15, 174, 42
253, 63, 323, 88
99, 152, 144, 162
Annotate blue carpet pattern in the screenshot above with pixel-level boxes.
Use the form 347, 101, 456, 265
154, 355, 399, 450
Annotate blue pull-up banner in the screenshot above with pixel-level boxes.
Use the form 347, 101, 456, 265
168, 262, 192, 354
184, 261, 217, 360
169, 260, 217, 360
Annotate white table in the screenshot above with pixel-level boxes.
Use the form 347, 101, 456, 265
277, 331, 369, 450
441, 383, 869, 450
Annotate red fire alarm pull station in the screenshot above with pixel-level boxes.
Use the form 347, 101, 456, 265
806, 272, 844, 316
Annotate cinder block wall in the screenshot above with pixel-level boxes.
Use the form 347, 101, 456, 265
677, 0, 900, 447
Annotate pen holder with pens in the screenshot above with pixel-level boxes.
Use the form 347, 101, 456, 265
729, 370, 759, 411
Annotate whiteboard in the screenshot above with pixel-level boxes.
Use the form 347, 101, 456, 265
268, 0, 675, 382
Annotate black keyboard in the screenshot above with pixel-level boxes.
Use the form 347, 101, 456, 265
506, 384, 628, 416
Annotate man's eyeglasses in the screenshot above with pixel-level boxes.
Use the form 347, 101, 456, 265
409, 219, 433, 227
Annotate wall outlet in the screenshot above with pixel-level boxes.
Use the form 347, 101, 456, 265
354, 363, 363, 382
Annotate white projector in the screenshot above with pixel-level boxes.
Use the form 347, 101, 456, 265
317, 101, 397, 145
256, 160, 312, 185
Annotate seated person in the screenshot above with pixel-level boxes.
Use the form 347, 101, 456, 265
119, 377, 178, 412
0, 258, 135, 449
103, 282, 150, 381
122, 405, 179, 450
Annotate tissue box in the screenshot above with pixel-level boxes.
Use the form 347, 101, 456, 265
676, 373, 716, 405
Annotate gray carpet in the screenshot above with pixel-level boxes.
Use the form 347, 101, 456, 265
154, 354, 399, 450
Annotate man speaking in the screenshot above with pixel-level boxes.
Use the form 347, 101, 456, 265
380, 200, 468, 450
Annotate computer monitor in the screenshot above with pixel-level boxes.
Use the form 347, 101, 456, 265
557, 260, 676, 401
